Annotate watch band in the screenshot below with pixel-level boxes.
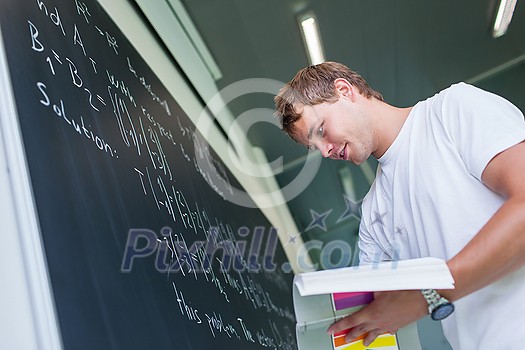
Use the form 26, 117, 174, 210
421, 289, 454, 321
422, 289, 447, 310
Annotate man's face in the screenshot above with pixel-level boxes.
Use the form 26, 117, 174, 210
292, 96, 375, 166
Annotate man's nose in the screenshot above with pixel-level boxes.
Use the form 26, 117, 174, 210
320, 142, 333, 158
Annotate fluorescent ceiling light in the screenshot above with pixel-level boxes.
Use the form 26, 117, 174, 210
298, 12, 326, 65
493, 0, 518, 38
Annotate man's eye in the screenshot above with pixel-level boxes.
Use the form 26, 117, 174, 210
317, 125, 324, 137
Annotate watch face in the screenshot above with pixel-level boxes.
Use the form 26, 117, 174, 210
431, 303, 455, 321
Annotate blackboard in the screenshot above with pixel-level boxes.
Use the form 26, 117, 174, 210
0, 0, 297, 349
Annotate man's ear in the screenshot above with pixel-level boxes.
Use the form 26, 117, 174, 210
334, 78, 356, 101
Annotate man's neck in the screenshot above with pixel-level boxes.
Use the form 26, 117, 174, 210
371, 101, 413, 159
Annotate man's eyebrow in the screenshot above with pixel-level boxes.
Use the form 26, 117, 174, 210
307, 122, 317, 141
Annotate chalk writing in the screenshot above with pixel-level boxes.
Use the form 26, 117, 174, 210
172, 281, 202, 325
28, 20, 104, 111
36, 82, 116, 157
108, 88, 140, 155
35, 0, 66, 36
127, 56, 171, 116
74, 0, 91, 24
12, 0, 298, 348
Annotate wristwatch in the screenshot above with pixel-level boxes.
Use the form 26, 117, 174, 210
421, 289, 455, 321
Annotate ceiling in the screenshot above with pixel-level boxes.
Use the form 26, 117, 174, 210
179, 0, 525, 267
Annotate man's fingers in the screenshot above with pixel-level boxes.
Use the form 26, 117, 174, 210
327, 314, 361, 335
345, 324, 369, 342
343, 324, 369, 343
363, 329, 383, 347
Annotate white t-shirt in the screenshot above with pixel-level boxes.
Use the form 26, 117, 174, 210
358, 83, 525, 349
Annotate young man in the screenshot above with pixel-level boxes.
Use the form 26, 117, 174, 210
274, 61, 525, 349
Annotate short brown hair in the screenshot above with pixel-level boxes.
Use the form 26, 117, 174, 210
274, 61, 383, 142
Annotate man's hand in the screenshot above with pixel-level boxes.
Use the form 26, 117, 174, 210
327, 290, 428, 346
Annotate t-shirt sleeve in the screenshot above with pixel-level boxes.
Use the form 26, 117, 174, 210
441, 83, 525, 181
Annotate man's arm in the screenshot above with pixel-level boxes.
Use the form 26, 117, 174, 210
327, 141, 525, 346
445, 140, 525, 301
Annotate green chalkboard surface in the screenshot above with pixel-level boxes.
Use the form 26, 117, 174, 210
0, 0, 296, 349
